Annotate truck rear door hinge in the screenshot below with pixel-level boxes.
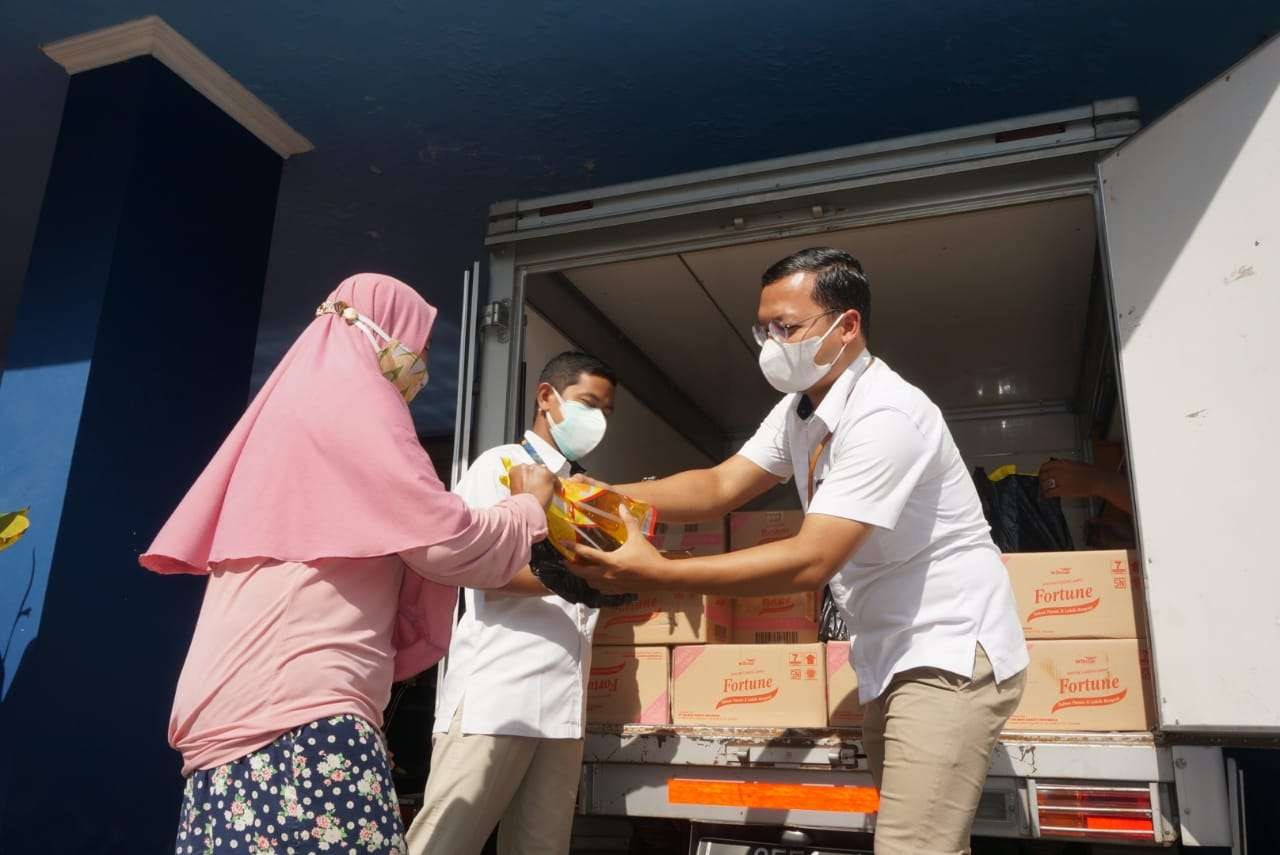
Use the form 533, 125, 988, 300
480, 299, 511, 343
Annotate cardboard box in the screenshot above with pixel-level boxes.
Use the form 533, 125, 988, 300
733, 593, 819, 644
729, 510, 806, 551
825, 642, 865, 727
1005, 550, 1144, 639
648, 518, 726, 556
1007, 639, 1154, 732
595, 593, 733, 646
586, 646, 671, 725
670, 643, 826, 727
727, 512, 817, 643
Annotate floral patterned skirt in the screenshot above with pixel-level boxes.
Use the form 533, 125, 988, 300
175, 715, 405, 854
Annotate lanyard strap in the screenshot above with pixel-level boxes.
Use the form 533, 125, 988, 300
801, 354, 873, 507
807, 431, 833, 507
520, 438, 546, 467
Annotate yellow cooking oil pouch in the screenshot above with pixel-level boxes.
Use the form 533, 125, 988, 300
500, 458, 656, 560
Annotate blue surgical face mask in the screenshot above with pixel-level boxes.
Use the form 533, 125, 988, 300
548, 388, 607, 461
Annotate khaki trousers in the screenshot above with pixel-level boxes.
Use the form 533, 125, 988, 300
405, 708, 584, 855
861, 647, 1025, 855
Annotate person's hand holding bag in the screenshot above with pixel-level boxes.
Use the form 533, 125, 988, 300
508, 462, 556, 509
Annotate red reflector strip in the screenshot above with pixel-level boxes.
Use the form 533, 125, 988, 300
994, 122, 1067, 143
538, 199, 594, 217
667, 779, 879, 813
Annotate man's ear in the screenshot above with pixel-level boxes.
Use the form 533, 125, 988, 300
842, 309, 863, 343
534, 382, 557, 416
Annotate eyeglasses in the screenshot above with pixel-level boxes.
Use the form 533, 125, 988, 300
751, 310, 839, 347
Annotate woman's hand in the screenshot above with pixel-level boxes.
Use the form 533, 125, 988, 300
508, 463, 557, 508
565, 505, 670, 592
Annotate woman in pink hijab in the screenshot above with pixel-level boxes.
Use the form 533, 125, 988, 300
142, 274, 553, 855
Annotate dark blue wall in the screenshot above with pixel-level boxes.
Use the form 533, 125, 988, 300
0, 56, 281, 852
0, 12, 66, 381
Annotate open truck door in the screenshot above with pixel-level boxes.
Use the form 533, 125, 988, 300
449, 262, 482, 488
1097, 33, 1280, 736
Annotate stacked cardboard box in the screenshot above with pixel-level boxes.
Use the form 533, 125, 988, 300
589, 594, 728, 725
594, 592, 733, 646
825, 642, 864, 727
728, 510, 806, 549
587, 512, 844, 727
586, 646, 671, 725
589, 522, 728, 725
600, 542, 1154, 732
648, 517, 726, 556
670, 643, 827, 727
823, 551, 1153, 732
1007, 638, 1154, 732
734, 593, 819, 644
729, 511, 820, 645
656, 511, 830, 726
1004, 550, 1153, 732
1005, 550, 1144, 640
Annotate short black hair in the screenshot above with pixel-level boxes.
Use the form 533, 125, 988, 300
538, 351, 617, 391
761, 247, 871, 340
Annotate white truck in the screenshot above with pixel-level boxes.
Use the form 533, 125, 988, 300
445, 34, 1278, 854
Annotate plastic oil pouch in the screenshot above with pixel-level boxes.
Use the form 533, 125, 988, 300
501, 459, 657, 561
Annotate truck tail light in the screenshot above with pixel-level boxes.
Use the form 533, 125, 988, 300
1035, 783, 1154, 841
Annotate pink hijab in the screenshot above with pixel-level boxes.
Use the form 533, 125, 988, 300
142, 273, 471, 678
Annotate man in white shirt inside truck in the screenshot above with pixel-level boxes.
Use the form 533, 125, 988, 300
569, 247, 1030, 855
406, 351, 621, 855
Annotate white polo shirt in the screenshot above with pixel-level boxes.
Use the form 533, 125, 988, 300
739, 350, 1029, 703
434, 431, 597, 739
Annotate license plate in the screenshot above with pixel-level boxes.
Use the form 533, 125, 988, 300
696, 839, 870, 855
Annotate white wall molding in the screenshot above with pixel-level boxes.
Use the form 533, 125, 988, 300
42, 15, 312, 158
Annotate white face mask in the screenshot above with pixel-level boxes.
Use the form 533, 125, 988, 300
548, 388, 607, 461
758, 312, 849, 393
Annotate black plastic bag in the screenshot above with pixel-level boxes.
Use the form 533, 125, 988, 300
529, 540, 637, 609
819, 586, 849, 642
973, 466, 1074, 553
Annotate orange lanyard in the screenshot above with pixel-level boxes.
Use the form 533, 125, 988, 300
807, 431, 833, 507
802, 356, 872, 507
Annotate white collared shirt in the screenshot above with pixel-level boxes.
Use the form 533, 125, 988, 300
434, 430, 597, 738
739, 350, 1029, 703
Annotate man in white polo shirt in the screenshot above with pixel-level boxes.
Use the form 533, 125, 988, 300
569, 248, 1028, 855
407, 351, 620, 855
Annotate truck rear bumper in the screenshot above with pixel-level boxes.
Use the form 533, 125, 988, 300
579, 726, 1181, 845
